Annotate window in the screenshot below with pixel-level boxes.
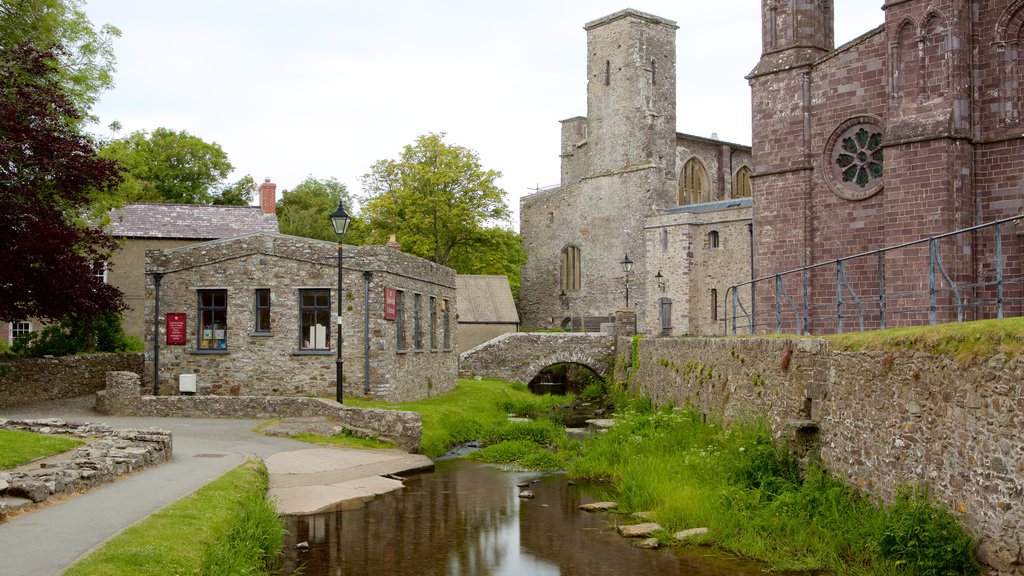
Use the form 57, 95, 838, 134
413, 293, 423, 351
198, 289, 227, 350
254, 289, 271, 333
10, 321, 31, 342
733, 166, 752, 198
661, 229, 669, 251
560, 245, 581, 292
679, 158, 710, 205
711, 289, 719, 322
299, 289, 331, 350
441, 299, 451, 350
605, 59, 610, 86
709, 230, 720, 249
396, 290, 406, 350
92, 261, 107, 283
429, 296, 437, 351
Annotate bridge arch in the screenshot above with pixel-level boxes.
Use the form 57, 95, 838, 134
460, 332, 616, 385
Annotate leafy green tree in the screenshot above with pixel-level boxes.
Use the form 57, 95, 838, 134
0, 0, 120, 115
447, 226, 527, 299
359, 133, 511, 267
277, 176, 358, 242
99, 127, 233, 204
214, 174, 257, 206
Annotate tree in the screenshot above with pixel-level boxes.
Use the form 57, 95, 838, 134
99, 127, 234, 204
0, 42, 124, 322
446, 226, 527, 299
277, 176, 358, 242
0, 0, 120, 115
359, 133, 511, 267
214, 174, 257, 206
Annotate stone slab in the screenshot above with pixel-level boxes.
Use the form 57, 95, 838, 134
270, 476, 405, 516
617, 522, 662, 537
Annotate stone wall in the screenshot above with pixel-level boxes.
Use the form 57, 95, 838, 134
616, 335, 1024, 574
0, 418, 172, 518
96, 371, 422, 453
146, 233, 457, 402
0, 353, 144, 409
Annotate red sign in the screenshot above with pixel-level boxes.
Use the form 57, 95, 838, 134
384, 287, 397, 320
166, 313, 187, 345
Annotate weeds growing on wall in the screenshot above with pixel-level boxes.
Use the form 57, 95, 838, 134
568, 404, 981, 575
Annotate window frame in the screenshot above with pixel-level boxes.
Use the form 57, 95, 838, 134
441, 298, 451, 350
254, 289, 272, 334
733, 166, 752, 199
711, 288, 719, 322
395, 290, 407, 351
10, 321, 31, 342
560, 245, 581, 292
298, 288, 331, 351
709, 230, 720, 249
92, 261, 107, 283
679, 157, 711, 205
197, 289, 228, 351
429, 296, 437, 351
413, 293, 423, 351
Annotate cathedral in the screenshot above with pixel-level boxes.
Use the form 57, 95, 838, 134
520, 2, 1024, 336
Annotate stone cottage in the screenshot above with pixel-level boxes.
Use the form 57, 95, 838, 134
144, 232, 457, 402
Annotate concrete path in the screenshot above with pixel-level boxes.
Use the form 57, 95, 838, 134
0, 396, 429, 576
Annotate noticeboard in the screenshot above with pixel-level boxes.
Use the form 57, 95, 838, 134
384, 287, 397, 320
166, 313, 187, 345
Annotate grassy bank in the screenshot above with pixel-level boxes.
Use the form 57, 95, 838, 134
346, 378, 571, 458
0, 429, 83, 469
826, 316, 1024, 364
65, 460, 283, 576
569, 398, 980, 576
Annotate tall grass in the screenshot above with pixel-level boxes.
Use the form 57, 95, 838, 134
568, 405, 980, 575
346, 378, 569, 458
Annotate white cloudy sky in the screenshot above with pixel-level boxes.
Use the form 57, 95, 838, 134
83, 1, 884, 228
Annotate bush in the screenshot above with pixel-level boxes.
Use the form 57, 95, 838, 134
878, 486, 981, 576
11, 312, 136, 357
479, 419, 564, 447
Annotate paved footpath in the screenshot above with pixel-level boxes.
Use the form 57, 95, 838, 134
0, 396, 428, 576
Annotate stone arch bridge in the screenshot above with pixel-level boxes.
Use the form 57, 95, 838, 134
459, 332, 617, 384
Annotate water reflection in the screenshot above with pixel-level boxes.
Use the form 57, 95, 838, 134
282, 459, 791, 576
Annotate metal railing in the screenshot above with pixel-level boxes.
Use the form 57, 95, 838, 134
726, 215, 1024, 335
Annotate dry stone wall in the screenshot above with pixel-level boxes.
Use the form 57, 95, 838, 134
0, 353, 144, 409
617, 336, 1024, 574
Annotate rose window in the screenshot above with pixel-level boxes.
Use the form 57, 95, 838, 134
823, 118, 885, 201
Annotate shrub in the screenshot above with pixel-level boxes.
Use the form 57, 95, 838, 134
468, 440, 539, 464
11, 312, 136, 358
878, 486, 981, 576
479, 419, 564, 447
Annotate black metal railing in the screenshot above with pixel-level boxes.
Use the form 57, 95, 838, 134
726, 215, 1024, 335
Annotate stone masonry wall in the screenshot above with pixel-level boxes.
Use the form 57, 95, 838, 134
96, 371, 422, 452
0, 352, 144, 409
616, 336, 1024, 574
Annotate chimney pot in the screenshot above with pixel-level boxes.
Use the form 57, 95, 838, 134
258, 178, 277, 215
386, 234, 401, 251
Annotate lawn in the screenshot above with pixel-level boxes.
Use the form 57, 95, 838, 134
0, 429, 83, 469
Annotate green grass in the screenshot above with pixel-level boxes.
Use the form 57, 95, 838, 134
291, 431, 394, 450
65, 460, 284, 576
345, 378, 570, 459
827, 317, 1024, 365
0, 430, 83, 469
568, 405, 980, 576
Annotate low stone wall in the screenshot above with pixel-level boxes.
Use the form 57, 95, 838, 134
96, 372, 423, 453
0, 353, 144, 409
616, 336, 1024, 575
0, 418, 172, 520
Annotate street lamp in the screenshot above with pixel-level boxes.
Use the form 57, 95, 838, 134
655, 270, 665, 292
619, 253, 633, 308
328, 201, 351, 404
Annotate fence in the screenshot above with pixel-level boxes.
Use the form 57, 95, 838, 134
726, 215, 1024, 335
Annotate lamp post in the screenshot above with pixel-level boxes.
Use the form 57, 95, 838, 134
655, 270, 665, 293
328, 201, 351, 404
619, 254, 633, 308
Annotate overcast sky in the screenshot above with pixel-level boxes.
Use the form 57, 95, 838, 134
83, 1, 884, 228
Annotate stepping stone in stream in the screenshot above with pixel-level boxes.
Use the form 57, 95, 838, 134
617, 522, 662, 538
674, 527, 709, 540
634, 537, 660, 549
579, 501, 618, 512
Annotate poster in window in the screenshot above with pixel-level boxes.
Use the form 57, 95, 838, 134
166, 313, 186, 345
384, 287, 397, 320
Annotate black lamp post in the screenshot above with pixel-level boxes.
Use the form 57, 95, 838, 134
328, 201, 351, 404
655, 269, 665, 292
619, 253, 634, 308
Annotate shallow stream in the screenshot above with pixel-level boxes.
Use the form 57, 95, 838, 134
282, 459, 797, 576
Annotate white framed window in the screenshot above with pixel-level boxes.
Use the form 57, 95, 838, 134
10, 321, 32, 342
92, 261, 108, 283
299, 289, 331, 351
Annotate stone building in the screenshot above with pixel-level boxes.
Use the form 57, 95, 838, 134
145, 232, 457, 402
455, 275, 520, 354
2, 181, 280, 346
519, 9, 753, 336
749, 0, 1024, 332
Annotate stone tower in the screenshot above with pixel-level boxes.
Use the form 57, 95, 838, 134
521, 9, 679, 330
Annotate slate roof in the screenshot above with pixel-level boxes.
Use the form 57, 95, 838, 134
106, 203, 279, 239
663, 197, 752, 214
455, 275, 520, 325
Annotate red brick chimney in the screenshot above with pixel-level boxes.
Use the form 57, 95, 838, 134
258, 178, 277, 214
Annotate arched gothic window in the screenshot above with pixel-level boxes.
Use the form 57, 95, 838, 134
732, 166, 752, 198
560, 245, 581, 292
679, 158, 710, 205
